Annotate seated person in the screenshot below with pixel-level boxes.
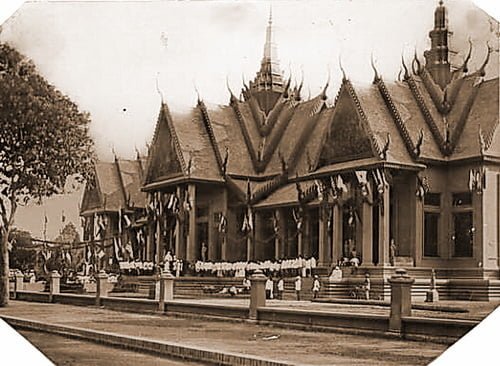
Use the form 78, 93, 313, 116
329, 266, 343, 281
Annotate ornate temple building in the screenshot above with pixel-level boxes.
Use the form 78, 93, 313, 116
83, 1, 499, 297
80, 156, 148, 269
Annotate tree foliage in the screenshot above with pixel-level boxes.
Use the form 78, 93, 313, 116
0, 42, 95, 305
8, 229, 36, 273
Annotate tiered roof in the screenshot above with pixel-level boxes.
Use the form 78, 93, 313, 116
81, 157, 147, 215
143, 1, 499, 209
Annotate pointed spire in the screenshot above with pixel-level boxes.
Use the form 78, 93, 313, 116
423, 0, 451, 88
249, 7, 284, 113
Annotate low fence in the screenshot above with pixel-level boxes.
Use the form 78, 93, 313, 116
8, 269, 480, 344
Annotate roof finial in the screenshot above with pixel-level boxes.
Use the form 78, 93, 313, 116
370, 52, 380, 83
320, 67, 330, 100
461, 38, 473, 73
339, 55, 347, 81
193, 80, 201, 104
155, 72, 164, 103
269, 3, 273, 25
226, 76, 238, 103
478, 42, 493, 77
412, 48, 422, 75
401, 54, 410, 80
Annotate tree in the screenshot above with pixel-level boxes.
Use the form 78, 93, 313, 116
8, 229, 36, 273
0, 43, 95, 306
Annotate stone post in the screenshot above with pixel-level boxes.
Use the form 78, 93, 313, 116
249, 269, 267, 320
95, 270, 108, 306
153, 273, 161, 300
14, 272, 24, 297
388, 268, 414, 333
425, 269, 439, 302
49, 271, 61, 302
158, 269, 175, 312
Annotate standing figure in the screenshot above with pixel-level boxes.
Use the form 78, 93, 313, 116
201, 242, 208, 262
295, 275, 302, 301
364, 273, 371, 300
312, 275, 321, 299
277, 277, 284, 300
265, 277, 274, 299
390, 239, 397, 266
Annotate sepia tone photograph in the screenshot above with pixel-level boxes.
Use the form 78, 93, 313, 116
0, 0, 499, 364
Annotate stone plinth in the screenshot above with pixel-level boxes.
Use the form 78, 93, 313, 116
95, 271, 109, 306
388, 268, 414, 333
249, 270, 267, 320
159, 270, 175, 312
14, 272, 24, 296
49, 271, 61, 302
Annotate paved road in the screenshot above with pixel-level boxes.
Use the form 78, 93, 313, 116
20, 330, 204, 366
1, 301, 448, 365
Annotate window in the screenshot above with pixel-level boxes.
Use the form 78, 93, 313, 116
424, 213, 439, 257
452, 192, 472, 207
453, 212, 474, 257
423, 192, 440, 257
451, 192, 474, 258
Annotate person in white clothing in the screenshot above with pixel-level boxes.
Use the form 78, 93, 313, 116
295, 276, 302, 301
265, 277, 274, 299
312, 275, 321, 299
277, 277, 284, 300
329, 266, 343, 281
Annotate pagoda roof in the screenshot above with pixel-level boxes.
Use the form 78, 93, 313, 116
80, 158, 146, 216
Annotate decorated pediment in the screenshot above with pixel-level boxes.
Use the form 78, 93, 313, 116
317, 88, 376, 167
145, 106, 183, 184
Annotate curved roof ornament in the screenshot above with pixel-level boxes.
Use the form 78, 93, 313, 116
283, 76, 292, 99
226, 76, 237, 103
339, 55, 347, 81
296, 65, 304, 100
461, 38, 473, 73
478, 42, 493, 77
412, 49, 422, 75
193, 80, 201, 104
397, 67, 403, 82
320, 67, 330, 100
242, 73, 249, 91
401, 54, 410, 80
370, 52, 380, 83
155, 72, 164, 103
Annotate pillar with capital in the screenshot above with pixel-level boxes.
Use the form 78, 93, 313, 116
186, 184, 197, 262
378, 186, 391, 267
331, 204, 342, 265
318, 205, 330, 266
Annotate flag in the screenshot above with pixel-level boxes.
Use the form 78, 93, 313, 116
123, 213, 132, 228
65, 250, 72, 264
125, 241, 134, 260
315, 180, 324, 201
336, 175, 348, 194
97, 247, 105, 260
85, 245, 92, 262
218, 214, 227, 233
183, 190, 192, 212
355, 171, 368, 185
113, 238, 122, 261
118, 208, 123, 234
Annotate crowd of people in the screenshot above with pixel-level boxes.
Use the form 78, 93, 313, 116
193, 256, 318, 278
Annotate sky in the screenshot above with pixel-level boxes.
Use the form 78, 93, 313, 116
0, 0, 498, 239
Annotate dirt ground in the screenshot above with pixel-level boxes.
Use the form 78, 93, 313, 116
0, 301, 450, 365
